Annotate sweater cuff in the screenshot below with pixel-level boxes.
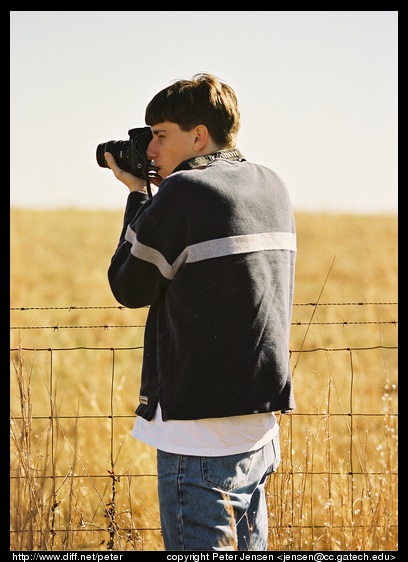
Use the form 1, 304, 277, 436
127, 190, 149, 205
121, 191, 149, 234
125, 189, 149, 216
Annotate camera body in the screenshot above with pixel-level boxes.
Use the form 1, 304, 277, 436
96, 127, 158, 179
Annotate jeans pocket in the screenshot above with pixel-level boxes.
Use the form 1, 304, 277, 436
201, 450, 258, 492
260, 436, 281, 483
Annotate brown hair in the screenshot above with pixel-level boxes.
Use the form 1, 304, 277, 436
145, 73, 240, 148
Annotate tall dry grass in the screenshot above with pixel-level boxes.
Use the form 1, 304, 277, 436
10, 208, 398, 551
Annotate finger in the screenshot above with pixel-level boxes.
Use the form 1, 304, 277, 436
104, 152, 116, 170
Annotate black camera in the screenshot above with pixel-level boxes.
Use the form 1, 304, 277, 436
96, 127, 159, 179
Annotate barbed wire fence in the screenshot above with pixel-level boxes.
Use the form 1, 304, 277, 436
10, 302, 398, 551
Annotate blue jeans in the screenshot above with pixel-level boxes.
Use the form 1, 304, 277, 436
157, 433, 280, 551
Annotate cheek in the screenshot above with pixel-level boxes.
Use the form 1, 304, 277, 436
169, 147, 185, 165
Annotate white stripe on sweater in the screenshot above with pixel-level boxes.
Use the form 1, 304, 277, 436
125, 226, 296, 280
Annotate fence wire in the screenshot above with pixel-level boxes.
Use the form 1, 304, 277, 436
10, 302, 398, 551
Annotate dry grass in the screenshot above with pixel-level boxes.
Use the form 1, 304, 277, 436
10, 209, 398, 551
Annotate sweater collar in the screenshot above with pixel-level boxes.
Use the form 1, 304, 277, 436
172, 148, 245, 173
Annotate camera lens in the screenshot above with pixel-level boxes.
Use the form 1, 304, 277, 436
96, 140, 131, 171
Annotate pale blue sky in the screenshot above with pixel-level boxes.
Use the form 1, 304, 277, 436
10, 11, 398, 214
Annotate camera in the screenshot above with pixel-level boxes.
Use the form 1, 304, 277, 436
96, 127, 159, 179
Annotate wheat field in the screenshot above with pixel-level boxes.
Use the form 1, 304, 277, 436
10, 208, 398, 551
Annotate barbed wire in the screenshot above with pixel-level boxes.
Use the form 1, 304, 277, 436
10, 320, 398, 330
10, 301, 398, 311
10, 301, 398, 330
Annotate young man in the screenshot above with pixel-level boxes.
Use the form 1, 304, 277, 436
104, 73, 297, 551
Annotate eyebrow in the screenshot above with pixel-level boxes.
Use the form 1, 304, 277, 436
152, 128, 167, 135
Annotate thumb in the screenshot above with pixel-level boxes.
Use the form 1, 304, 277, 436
104, 152, 116, 170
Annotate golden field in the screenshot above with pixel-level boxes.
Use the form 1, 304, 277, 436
10, 208, 398, 551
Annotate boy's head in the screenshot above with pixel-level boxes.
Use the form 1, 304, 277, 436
145, 73, 240, 149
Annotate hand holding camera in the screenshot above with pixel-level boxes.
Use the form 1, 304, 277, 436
103, 152, 150, 194
97, 127, 160, 197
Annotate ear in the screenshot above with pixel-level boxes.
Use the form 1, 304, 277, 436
192, 125, 209, 152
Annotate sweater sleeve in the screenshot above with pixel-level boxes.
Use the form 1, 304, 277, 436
107, 191, 171, 308
117, 191, 149, 241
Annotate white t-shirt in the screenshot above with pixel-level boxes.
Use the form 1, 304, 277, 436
131, 403, 278, 456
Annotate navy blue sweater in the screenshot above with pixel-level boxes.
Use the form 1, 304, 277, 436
108, 156, 297, 421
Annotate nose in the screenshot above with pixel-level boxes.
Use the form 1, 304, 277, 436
147, 138, 156, 160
